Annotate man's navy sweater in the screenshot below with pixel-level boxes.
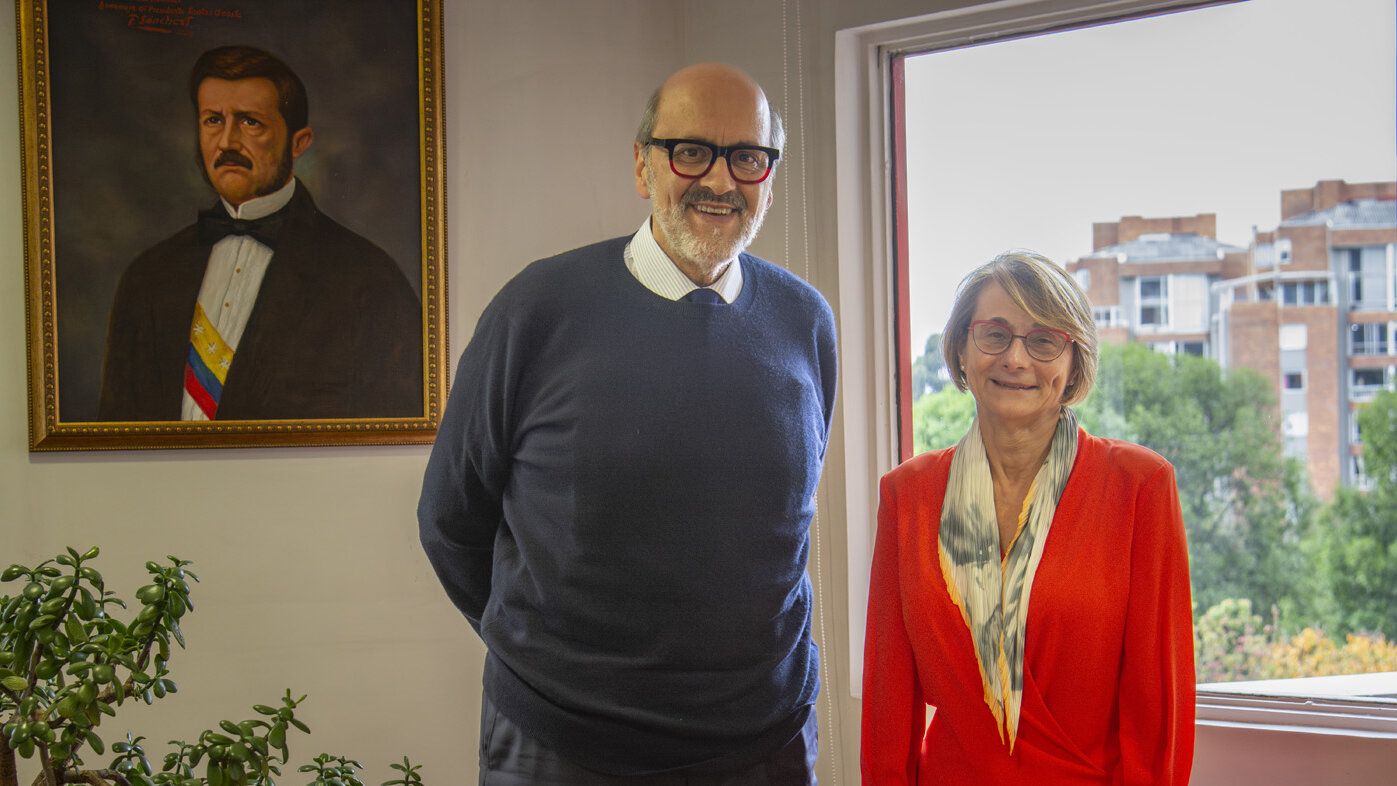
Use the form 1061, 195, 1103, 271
418, 236, 837, 774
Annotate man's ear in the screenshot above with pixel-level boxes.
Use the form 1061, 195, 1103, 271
635, 142, 652, 199
291, 127, 315, 160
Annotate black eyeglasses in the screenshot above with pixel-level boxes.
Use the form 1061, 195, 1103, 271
967, 321, 1074, 362
645, 137, 781, 184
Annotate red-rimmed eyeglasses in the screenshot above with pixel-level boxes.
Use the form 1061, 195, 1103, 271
645, 137, 781, 184
967, 321, 1074, 362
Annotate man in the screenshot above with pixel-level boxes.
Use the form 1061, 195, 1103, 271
418, 63, 837, 783
97, 45, 421, 421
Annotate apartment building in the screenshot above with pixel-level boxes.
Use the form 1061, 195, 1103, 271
1067, 180, 1397, 497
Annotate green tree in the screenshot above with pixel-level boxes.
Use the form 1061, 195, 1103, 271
911, 387, 976, 455
909, 332, 949, 403
1310, 390, 1397, 639
1076, 343, 1316, 623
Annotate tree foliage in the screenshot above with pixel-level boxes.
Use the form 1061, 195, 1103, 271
909, 332, 950, 403
1309, 390, 1397, 639
1074, 343, 1315, 620
911, 387, 976, 455
1194, 597, 1397, 682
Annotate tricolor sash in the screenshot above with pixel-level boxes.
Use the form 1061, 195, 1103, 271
184, 303, 233, 419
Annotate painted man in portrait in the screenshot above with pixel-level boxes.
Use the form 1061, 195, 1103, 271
97, 44, 421, 422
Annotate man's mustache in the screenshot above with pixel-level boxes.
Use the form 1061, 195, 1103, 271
213, 149, 254, 169
681, 186, 746, 212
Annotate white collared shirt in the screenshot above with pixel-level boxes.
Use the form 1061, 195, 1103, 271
623, 218, 744, 303
180, 179, 297, 421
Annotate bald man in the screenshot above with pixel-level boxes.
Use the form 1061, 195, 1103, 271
419, 63, 837, 784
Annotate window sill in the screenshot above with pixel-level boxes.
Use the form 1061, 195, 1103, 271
1197, 672, 1397, 738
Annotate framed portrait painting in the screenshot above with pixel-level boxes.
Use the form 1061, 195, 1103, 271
19, 0, 447, 450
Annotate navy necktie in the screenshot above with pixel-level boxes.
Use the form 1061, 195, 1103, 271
683, 287, 723, 305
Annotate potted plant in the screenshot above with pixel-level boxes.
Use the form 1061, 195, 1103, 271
1, 548, 424, 786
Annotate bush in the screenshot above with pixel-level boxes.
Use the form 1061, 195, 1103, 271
1, 548, 423, 786
1194, 598, 1397, 683
1258, 628, 1397, 680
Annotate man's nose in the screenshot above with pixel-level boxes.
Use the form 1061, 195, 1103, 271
217, 117, 241, 147
698, 155, 738, 194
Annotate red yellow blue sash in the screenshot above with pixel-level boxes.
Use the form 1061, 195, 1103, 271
184, 304, 233, 419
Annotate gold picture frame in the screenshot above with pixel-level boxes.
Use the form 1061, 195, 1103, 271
19, 0, 447, 450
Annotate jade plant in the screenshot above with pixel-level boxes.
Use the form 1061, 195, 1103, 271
0, 548, 424, 786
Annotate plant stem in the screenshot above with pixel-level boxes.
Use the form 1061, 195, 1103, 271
1, 735, 18, 786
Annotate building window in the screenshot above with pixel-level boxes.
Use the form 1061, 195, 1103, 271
1284, 372, 1304, 390
1074, 269, 1091, 290
1279, 323, 1308, 351
1351, 367, 1390, 398
1181, 342, 1205, 357
1092, 305, 1125, 328
1281, 280, 1330, 306
1351, 322, 1391, 355
1352, 455, 1373, 491
1350, 251, 1364, 305
1138, 276, 1169, 328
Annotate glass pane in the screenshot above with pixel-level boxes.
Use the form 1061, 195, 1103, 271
901, 0, 1397, 686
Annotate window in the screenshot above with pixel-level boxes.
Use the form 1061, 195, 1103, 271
1138, 276, 1170, 328
1352, 455, 1372, 490
1281, 280, 1329, 306
1351, 322, 1391, 355
1343, 248, 1393, 311
880, 0, 1397, 707
1349, 250, 1364, 306
1279, 323, 1308, 351
1351, 367, 1390, 396
840, 0, 1396, 753
1092, 305, 1125, 328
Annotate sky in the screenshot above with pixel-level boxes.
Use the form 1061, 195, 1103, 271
904, 0, 1397, 354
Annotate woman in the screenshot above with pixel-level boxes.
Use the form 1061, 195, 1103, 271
861, 251, 1194, 784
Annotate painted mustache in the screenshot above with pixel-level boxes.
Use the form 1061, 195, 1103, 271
214, 149, 254, 169
681, 186, 746, 213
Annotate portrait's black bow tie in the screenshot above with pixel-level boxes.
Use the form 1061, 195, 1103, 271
197, 207, 289, 249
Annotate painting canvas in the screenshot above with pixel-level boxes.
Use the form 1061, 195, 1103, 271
19, 0, 446, 449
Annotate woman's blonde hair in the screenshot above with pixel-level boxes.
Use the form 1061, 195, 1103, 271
940, 250, 1099, 407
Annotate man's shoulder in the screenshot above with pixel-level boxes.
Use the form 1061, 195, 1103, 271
122, 223, 203, 279
501, 235, 628, 294
740, 251, 834, 322
531, 235, 629, 271
286, 187, 391, 255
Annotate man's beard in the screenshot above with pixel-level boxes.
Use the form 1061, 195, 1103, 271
646, 162, 767, 274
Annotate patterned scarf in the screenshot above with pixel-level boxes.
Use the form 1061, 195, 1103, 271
938, 408, 1078, 751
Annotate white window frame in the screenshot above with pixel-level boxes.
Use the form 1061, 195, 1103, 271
832, 0, 1394, 757
1351, 321, 1393, 356
1137, 274, 1172, 328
